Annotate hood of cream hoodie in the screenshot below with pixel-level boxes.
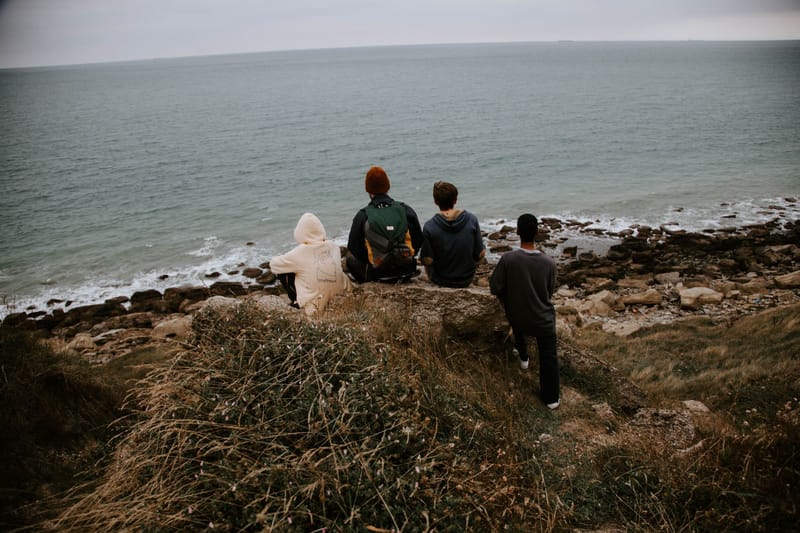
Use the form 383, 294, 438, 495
294, 212, 326, 244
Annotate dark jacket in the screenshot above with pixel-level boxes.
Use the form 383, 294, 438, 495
420, 210, 485, 288
489, 248, 557, 336
347, 194, 423, 275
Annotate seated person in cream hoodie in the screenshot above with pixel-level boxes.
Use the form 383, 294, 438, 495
269, 213, 351, 315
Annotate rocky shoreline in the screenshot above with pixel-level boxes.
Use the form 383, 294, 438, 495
2, 211, 799, 364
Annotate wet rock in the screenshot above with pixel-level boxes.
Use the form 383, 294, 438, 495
60, 301, 127, 328
130, 290, 166, 313
242, 267, 262, 279
210, 281, 247, 297
164, 286, 211, 312
606, 244, 632, 261
2, 312, 28, 328
256, 270, 277, 285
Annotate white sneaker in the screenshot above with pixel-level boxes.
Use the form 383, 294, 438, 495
513, 348, 529, 370
546, 401, 560, 410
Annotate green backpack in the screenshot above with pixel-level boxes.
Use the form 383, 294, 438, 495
364, 201, 415, 269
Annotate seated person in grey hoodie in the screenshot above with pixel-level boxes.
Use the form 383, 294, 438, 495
419, 181, 485, 288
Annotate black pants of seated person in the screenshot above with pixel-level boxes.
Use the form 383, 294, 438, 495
345, 253, 418, 283
277, 273, 300, 308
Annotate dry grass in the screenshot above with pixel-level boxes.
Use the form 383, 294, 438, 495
0, 327, 130, 529
569, 303, 800, 531
6, 299, 799, 531
51, 301, 564, 532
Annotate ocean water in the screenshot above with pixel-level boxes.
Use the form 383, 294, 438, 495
1, 41, 799, 317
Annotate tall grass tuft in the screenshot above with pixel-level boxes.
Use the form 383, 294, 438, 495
53, 301, 561, 531
0, 327, 127, 529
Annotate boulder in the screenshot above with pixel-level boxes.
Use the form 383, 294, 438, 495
617, 277, 650, 290
737, 279, 770, 295
2, 312, 28, 328
354, 283, 507, 340
679, 287, 724, 310
579, 291, 617, 317
682, 400, 711, 414
130, 289, 165, 313
252, 294, 295, 312
153, 316, 193, 340
60, 301, 127, 328
602, 321, 643, 337
197, 296, 242, 312
256, 269, 277, 285
68, 333, 96, 352
210, 281, 248, 297
489, 244, 512, 254
585, 277, 615, 292
655, 271, 681, 285
606, 244, 632, 261
621, 289, 662, 306
164, 286, 211, 312
242, 267, 262, 279
588, 290, 617, 307
774, 270, 800, 289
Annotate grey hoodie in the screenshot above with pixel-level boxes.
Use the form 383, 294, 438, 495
420, 210, 485, 287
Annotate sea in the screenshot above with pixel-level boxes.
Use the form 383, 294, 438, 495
1, 41, 799, 318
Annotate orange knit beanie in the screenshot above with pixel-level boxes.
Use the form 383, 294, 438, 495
365, 166, 390, 195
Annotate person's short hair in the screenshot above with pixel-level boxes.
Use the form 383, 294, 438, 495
517, 213, 538, 243
433, 181, 458, 210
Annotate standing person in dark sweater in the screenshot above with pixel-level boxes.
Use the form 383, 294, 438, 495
489, 214, 560, 409
420, 181, 485, 288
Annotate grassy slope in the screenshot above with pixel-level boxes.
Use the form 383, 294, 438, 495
2, 299, 798, 531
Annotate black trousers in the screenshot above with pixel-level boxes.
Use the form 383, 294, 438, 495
277, 273, 298, 306
345, 253, 417, 283
512, 327, 560, 405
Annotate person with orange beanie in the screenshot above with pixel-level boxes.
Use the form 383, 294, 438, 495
345, 166, 423, 283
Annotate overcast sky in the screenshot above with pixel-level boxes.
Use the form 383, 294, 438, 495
1, 0, 799, 68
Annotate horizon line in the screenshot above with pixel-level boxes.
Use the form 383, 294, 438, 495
2, 38, 798, 70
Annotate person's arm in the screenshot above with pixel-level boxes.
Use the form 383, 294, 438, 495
489, 258, 506, 298
404, 205, 424, 256
269, 248, 298, 275
472, 216, 486, 262
419, 225, 434, 266
346, 210, 368, 263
